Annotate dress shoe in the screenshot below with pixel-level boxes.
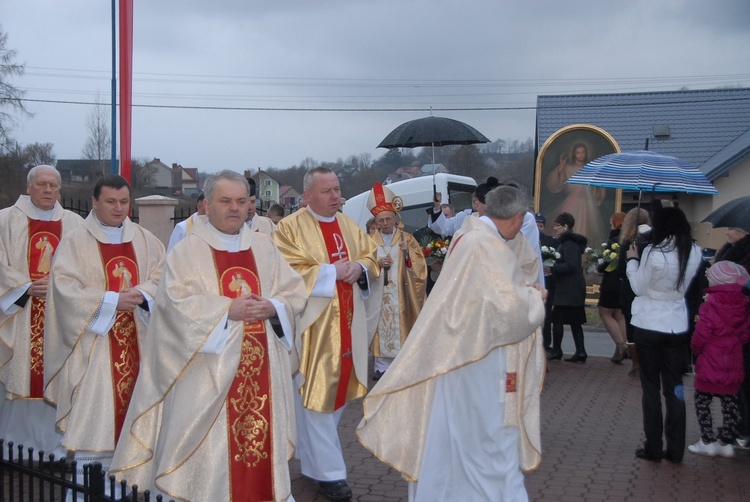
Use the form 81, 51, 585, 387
564, 351, 587, 363
372, 370, 384, 381
662, 450, 683, 463
547, 349, 563, 361
635, 448, 661, 462
319, 480, 353, 501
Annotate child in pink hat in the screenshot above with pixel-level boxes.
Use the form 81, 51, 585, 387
688, 261, 750, 458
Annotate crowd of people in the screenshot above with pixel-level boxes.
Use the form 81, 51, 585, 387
0, 165, 748, 501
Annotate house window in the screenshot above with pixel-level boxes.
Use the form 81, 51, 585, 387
265, 190, 272, 197
265, 180, 272, 186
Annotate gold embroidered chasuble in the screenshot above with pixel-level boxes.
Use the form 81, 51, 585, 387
43, 212, 164, 452
370, 227, 427, 358
356, 217, 547, 480
0, 196, 83, 399
274, 208, 378, 413
109, 223, 307, 502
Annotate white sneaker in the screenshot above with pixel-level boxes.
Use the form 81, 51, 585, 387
715, 441, 735, 458
736, 436, 750, 449
688, 440, 717, 456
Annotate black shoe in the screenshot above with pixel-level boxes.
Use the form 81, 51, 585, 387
319, 480, 353, 501
564, 352, 587, 363
635, 448, 661, 462
372, 370, 384, 381
547, 349, 563, 361
662, 450, 682, 463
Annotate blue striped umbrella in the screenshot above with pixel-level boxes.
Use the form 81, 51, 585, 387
565, 150, 718, 195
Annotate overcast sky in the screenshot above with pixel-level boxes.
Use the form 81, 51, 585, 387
3, 0, 749, 173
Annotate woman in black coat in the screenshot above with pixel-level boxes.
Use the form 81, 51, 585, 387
546, 212, 588, 363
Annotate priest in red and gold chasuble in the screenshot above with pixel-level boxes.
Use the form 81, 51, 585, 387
44, 176, 164, 457
110, 171, 306, 501
0, 165, 83, 456
273, 167, 377, 496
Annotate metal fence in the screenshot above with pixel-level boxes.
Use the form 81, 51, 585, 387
1, 440, 173, 502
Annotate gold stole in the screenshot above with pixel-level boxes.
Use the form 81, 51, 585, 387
26, 218, 62, 398
98, 242, 140, 444
213, 248, 274, 502
318, 219, 355, 411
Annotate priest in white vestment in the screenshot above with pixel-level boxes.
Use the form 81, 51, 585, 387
357, 185, 546, 502
43, 175, 164, 490
110, 171, 307, 502
0, 165, 83, 458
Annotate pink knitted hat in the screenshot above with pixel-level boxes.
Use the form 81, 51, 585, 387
707, 261, 750, 287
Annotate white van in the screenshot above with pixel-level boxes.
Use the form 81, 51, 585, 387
342, 173, 477, 234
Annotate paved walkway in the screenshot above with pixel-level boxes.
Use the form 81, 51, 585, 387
290, 332, 748, 501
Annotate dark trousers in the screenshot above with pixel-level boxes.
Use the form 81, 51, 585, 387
542, 279, 555, 350
634, 327, 689, 460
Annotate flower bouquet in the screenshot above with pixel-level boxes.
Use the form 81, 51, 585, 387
585, 242, 620, 274
541, 245, 561, 267
421, 236, 451, 264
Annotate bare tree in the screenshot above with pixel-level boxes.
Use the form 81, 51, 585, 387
82, 98, 111, 178
131, 157, 157, 189
299, 157, 317, 170
22, 141, 55, 167
0, 27, 30, 153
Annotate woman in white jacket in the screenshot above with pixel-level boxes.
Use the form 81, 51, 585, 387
626, 206, 702, 463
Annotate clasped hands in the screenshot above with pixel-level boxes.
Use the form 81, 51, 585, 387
117, 288, 145, 311
333, 259, 364, 284
228, 293, 275, 323
27, 277, 49, 298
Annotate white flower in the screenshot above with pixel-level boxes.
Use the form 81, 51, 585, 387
584, 247, 593, 253
555, 252, 561, 259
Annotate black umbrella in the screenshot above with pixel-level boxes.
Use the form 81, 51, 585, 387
377, 115, 491, 191
701, 195, 750, 232
377, 116, 490, 149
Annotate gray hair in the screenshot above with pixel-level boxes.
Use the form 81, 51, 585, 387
303, 166, 334, 191
28, 165, 62, 187
203, 170, 249, 201
485, 186, 528, 220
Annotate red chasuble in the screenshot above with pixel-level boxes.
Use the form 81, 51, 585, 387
213, 248, 274, 502
318, 219, 355, 411
98, 242, 140, 444
26, 218, 62, 398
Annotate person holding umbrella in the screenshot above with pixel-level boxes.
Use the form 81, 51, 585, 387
626, 206, 702, 463
714, 226, 750, 271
